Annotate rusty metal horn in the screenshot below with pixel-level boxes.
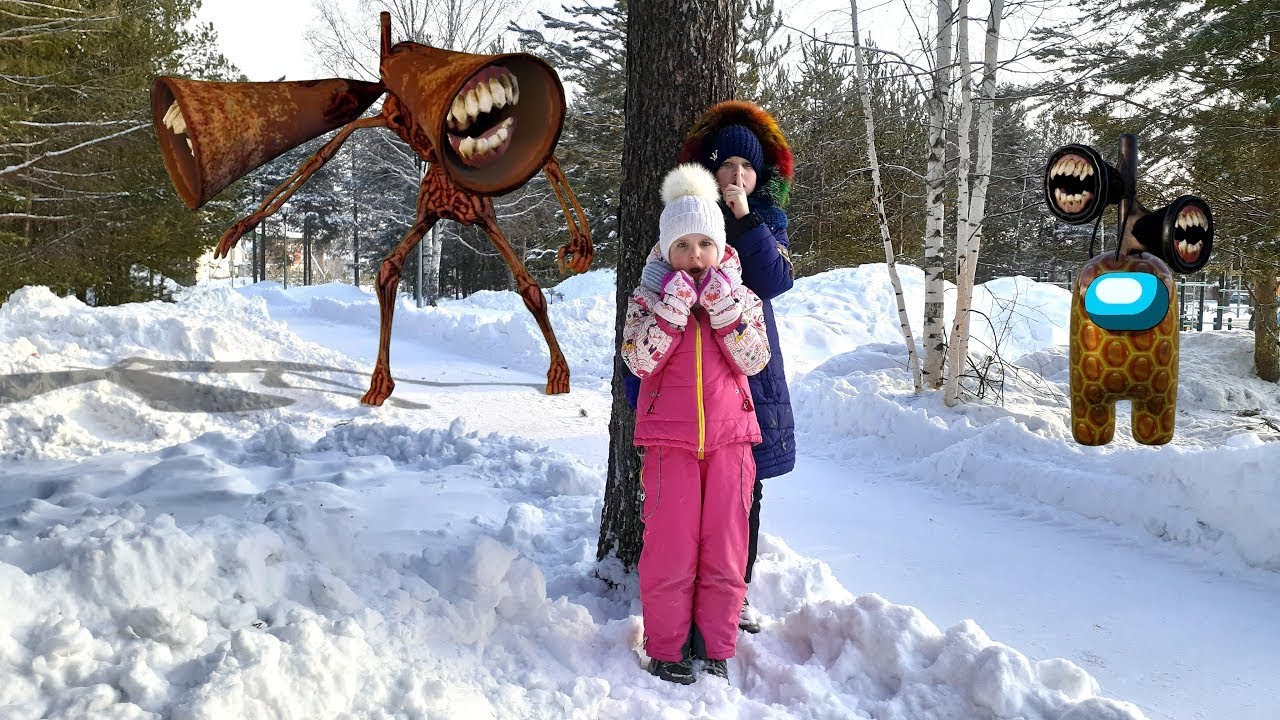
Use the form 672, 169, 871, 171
150, 77, 385, 209
379, 40, 566, 195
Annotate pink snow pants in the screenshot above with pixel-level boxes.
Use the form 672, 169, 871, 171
639, 443, 754, 662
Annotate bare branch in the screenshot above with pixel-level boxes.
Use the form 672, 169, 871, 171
0, 123, 149, 177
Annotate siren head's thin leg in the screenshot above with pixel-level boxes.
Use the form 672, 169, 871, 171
543, 155, 593, 275
474, 204, 571, 395
215, 115, 387, 258
362, 203, 440, 406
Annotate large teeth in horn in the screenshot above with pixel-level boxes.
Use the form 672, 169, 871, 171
163, 102, 187, 135
1049, 154, 1095, 181
1175, 208, 1208, 230
1177, 239, 1202, 263
447, 69, 520, 136
1052, 187, 1095, 214
464, 92, 479, 125
449, 96, 466, 131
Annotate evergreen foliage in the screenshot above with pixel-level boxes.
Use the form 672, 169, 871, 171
0, 0, 236, 304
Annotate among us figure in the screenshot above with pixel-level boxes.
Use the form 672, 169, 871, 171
1043, 134, 1214, 445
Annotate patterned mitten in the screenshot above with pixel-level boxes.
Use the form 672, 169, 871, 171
640, 260, 673, 293
655, 270, 697, 328
697, 268, 741, 329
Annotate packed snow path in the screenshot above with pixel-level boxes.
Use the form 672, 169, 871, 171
764, 454, 1280, 720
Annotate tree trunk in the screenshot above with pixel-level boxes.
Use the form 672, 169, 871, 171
257, 220, 267, 283
599, 0, 737, 572
1250, 268, 1279, 382
952, 0, 972, 280
352, 149, 361, 289
944, 0, 1001, 406
851, 0, 922, 391
922, 0, 954, 389
304, 221, 313, 286
426, 223, 443, 306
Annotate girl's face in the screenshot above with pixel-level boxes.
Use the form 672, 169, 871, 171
715, 156, 757, 195
667, 233, 719, 280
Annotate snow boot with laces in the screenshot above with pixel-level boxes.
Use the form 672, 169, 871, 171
648, 657, 695, 685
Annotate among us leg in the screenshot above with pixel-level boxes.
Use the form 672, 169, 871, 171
1071, 390, 1116, 446
1133, 395, 1175, 445
361, 212, 438, 406
475, 210, 571, 394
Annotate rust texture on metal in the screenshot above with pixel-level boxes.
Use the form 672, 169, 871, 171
151, 77, 383, 208
380, 42, 565, 195
151, 11, 592, 404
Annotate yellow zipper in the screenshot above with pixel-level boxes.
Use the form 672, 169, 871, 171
693, 312, 705, 459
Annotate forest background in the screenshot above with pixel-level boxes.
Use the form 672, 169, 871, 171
2, 0, 1276, 375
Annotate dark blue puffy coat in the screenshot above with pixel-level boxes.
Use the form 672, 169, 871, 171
625, 207, 796, 479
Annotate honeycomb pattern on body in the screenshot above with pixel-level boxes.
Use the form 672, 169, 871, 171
1069, 252, 1179, 445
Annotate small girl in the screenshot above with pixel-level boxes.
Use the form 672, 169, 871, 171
620, 163, 771, 684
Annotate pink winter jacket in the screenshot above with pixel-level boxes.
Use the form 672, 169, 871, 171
621, 245, 770, 457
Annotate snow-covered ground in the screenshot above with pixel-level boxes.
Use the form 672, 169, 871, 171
1, 264, 1277, 719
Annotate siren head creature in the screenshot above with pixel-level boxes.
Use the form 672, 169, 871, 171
150, 12, 592, 405
1043, 134, 1213, 445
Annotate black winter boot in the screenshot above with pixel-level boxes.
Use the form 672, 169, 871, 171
648, 657, 695, 685
702, 658, 729, 681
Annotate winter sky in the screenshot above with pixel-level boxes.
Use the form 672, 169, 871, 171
195, 0, 928, 83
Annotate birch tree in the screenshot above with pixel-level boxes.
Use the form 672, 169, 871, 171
944, 0, 1004, 405
849, 0, 923, 391
922, 0, 955, 389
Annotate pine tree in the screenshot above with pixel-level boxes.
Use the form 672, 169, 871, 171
1034, 0, 1280, 379
513, 1, 628, 269
0, 0, 236, 304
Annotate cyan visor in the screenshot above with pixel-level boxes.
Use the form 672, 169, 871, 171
1084, 272, 1169, 331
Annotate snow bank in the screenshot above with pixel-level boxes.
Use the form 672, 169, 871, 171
4, 261, 1272, 716
774, 265, 1071, 378
0, 286, 366, 461
792, 334, 1280, 571
0, 417, 1146, 719
251, 275, 618, 388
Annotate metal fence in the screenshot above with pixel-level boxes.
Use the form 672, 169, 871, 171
1021, 270, 1258, 332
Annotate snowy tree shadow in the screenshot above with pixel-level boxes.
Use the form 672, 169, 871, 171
0, 357, 546, 412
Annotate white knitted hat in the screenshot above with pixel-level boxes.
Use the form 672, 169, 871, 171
658, 163, 725, 263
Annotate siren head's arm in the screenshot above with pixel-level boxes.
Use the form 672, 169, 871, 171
544, 154, 593, 275
380, 12, 392, 59
214, 115, 387, 259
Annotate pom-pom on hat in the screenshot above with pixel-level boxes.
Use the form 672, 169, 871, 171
658, 163, 726, 264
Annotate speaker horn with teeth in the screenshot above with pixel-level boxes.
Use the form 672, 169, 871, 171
150, 77, 385, 209
151, 11, 593, 408
1043, 143, 1124, 224
1130, 195, 1213, 274
380, 42, 565, 195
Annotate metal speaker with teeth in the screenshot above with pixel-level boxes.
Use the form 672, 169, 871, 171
380, 43, 565, 196
1130, 195, 1213, 274
150, 76, 385, 209
1043, 144, 1123, 224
